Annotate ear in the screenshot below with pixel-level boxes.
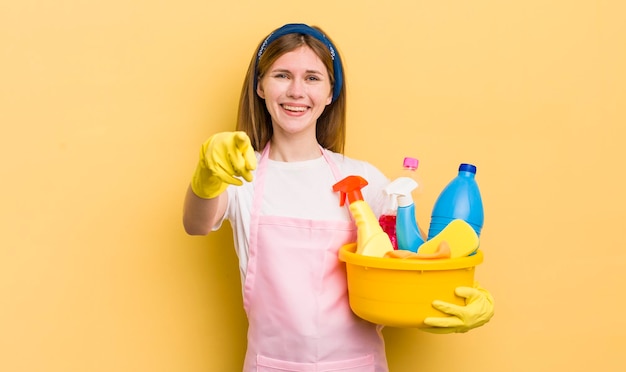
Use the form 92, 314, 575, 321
256, 80, 265, 99
326, 89, 332, 105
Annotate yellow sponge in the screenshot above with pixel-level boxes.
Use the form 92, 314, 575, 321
417, 219, 479, 258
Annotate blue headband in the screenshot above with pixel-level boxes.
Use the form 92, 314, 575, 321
254, 23, 344, 102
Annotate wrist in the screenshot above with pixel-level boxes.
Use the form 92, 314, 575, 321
191, 162, 227, 199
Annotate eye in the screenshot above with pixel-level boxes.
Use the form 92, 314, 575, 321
273, 73, 288, 79
307, 75, 321, 81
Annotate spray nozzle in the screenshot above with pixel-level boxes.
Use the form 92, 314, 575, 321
384, 177, 418, 207
333, 175, 368, 206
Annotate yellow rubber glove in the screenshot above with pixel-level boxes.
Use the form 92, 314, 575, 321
422, 282, 494, 334
190, 131, 257, 199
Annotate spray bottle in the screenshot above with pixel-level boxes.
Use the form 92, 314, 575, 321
384, 177, 425, 253
333, 176, 394, 257
378, 157, 422, 249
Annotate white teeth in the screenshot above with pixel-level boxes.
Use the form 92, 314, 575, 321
283, 105, 307, 112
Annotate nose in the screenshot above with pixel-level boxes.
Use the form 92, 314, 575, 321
286, 79, 305, 98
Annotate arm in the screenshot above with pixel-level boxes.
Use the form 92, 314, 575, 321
182, 186, 228, 235
182, 131, 257, 236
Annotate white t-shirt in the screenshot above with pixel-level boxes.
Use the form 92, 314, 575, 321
213, 150, 390, 285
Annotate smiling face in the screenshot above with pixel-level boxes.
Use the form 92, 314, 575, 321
256, 46, 333, 140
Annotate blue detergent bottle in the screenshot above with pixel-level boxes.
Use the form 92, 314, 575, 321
428, 163, 484, 240
384, 177, 424, 253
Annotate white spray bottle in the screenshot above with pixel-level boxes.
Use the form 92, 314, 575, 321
384, 177, 425, 253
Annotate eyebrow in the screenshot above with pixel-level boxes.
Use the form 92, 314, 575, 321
270, 68, 325, 75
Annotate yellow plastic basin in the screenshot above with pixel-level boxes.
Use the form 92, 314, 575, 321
338, 243, 483, 328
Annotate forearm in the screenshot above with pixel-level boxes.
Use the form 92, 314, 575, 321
182, 185, 227, 235
183, 131, 255, 235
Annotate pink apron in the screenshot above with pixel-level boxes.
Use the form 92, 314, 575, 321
242, 144, 388, 372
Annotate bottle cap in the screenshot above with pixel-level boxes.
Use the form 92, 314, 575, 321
459, 163, 477, 174
403, 157, 419, 170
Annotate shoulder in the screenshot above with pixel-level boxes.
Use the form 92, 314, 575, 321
223, 152, 261, 220
326, 151, 382, 174
326, 151, 387, 180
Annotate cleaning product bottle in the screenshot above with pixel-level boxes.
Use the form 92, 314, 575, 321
333, 176, 394, 257
378, 193, 398, 249
428, 163, 484, 240
378, 157, 421, 249
384, 177, 424, 253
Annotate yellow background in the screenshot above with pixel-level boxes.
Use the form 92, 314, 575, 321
1, 1, 625, 371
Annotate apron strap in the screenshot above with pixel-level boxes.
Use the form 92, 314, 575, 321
248, 143, 351, 264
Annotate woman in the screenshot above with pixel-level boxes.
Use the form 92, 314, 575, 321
183, 23, 493, 372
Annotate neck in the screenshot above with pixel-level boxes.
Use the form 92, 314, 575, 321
268, 137, 322, 162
